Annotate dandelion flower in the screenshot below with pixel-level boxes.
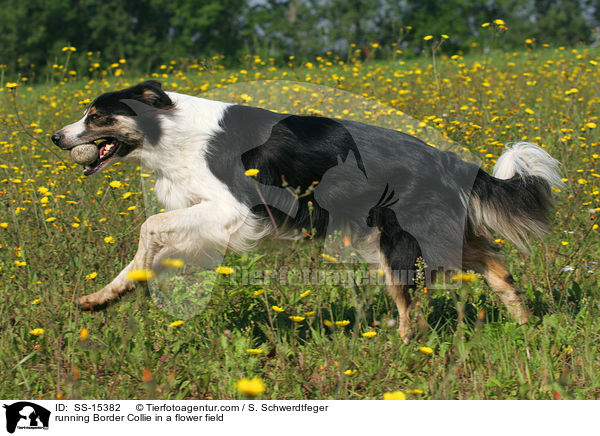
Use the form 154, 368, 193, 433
127, 269, 155, 281
586, 122, 597, 129
299, 290, 311, 298
80, 328, 89, 340
236, 377, 265, 396
5, 82, 18, 89
246, 349, 263, 355
85, 272, 97, 280
407, 389, 424, 395
169, 320, 184, 328
419, 346, 434, 355
452, 272, 477, 282
30, 328, 45, 336
161, 258, 185, 268
104, 236, 115, 244
362, 331, 377, 338
344, 369, 357, 376
252, 289, 265, 297
320, 253, 338, 262
423, 35, 433, 41
383, 391, 407, 400
289, 316, 305, 322
272, 305, 284, 313
244, 168, 259, 176
216, 266, 234, 275
0, 222, 8, 229
335, 320, 350, 327
31, 298, 42, 305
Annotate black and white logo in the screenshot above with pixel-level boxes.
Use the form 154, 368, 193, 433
3, 402, 50, 433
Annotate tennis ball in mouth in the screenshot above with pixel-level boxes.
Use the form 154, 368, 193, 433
70, 143, 97, 165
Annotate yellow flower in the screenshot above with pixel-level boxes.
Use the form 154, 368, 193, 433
423, 35, 433, 41
272, 305, 284, 313
494, 19, 505, 25
15, 260, 27, 267
335, 320, 350, 327
305, 311, 315, 316
362, 331, 377, 338
104, 236, 115, 244
300, 290, 311, 298
216, 266, 234, 275
441, 34, 449, 39
577, 179, 587, 185
407, 389, 424, 395
344, 369, 357, 376
246, 349, 263, 355
324, 320, 333, 327
5, 82, 18, 89
45, 217, 56, 222
109, 180, 122, 188
586, 122, 597, 129
419, 346, 434, 355
0, 222, 8, 229
452, 272, 477, 282
383, 391, 407, 400
236, 377, 265, 396
127, 269, 155, 281
85, 272, 97, 280
320, 253, 338, 262
31, 298, 42, 305
252, 289, 265, 297
561, 241, 569, 246
161, 258, 185, 268
289, 316, 305, 322
80, 328, 89, 340
244, 168, 259, 176
30, 328, 45, 336
525, 108, 535, 115
481, 22, 490, 28
169, 320, 185, 328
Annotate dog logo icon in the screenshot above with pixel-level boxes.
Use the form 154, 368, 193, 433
3, 402, 50, 433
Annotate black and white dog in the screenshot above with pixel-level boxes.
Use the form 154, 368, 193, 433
52, 81, 561, 342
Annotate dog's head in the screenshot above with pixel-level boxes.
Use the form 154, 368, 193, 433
52, 80, 173, 176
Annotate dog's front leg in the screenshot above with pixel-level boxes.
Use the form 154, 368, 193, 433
78, 203, 237, 310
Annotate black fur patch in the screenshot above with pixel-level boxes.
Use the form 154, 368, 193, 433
206, 104, 480, 275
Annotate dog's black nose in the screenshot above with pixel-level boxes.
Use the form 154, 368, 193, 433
51, 133, 62, 145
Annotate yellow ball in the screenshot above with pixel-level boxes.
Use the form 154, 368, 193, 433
70, 143, 97, 165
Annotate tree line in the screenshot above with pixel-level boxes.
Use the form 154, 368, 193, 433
0, 0, 598, 78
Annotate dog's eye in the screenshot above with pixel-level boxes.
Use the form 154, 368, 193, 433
88, 113, 99, 122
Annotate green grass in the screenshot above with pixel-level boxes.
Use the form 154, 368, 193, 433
1, 46, 599, 400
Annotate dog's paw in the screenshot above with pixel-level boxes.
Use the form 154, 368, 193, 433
398, 325, 413, 345
78, 294, 100, 311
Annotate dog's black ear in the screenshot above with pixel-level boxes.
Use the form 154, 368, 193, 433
132, 81, 173, 109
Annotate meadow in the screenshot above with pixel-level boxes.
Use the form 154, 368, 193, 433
1, 40, 599, 400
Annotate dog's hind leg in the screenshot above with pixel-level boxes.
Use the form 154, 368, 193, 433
78, 203, 248, 310
463, 240, 530, 324
482, 257, 530, 324
384, 270, 413, 345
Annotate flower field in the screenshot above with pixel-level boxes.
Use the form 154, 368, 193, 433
1, 44, 599, 399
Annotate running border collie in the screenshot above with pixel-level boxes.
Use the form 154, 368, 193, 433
52, 81, 561, 342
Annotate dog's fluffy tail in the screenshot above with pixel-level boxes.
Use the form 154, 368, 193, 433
468, 142, 562, 251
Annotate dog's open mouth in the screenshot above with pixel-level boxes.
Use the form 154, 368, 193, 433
83, 138, 122, 176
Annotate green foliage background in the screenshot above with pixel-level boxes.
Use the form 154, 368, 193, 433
0, 0, 598, 77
